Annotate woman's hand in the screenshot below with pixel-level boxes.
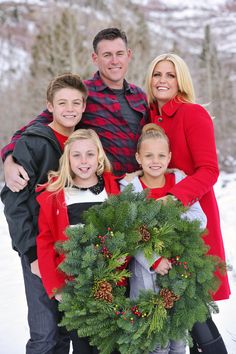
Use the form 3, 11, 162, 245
156, 195, 178, 205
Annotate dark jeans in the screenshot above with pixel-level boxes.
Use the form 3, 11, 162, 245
21, 255, 70, 354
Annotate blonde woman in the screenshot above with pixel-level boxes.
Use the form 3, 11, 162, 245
145, 53, 229, 354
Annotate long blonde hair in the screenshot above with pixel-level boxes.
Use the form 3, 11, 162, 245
46, 129, 112, 192
145, 53, 195, 105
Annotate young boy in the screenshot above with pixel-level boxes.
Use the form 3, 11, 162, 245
1, 73, 87, 354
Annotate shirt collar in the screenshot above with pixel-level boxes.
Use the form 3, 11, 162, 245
150, 97, 183, 117
93, 71, 133, 93
72, 175, 104, 195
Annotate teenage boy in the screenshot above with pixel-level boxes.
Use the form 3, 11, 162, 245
1, 27, 148, 192
1, 73, 87, 354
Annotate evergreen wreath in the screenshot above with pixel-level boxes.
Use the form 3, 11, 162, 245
57, 186, 222, 354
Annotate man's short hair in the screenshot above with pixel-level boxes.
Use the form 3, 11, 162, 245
93, 28, 128, 53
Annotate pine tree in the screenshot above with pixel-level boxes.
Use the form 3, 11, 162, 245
28, 7, 91, 113
200, 24, 236, 172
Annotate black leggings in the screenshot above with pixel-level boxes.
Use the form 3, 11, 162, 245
190, 317, 228, 354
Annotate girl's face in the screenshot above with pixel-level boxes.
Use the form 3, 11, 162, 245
151, 60, 179, 109
69, 138, 99, 186
136, 137, 171, 179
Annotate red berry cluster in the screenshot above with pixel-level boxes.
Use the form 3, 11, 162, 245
169, 256, 191, 278
115, 308, 125, 316
170, 256, 188, 269
96, 228, 113, 259
131, 305, 142, 317
114, 307, 134, 324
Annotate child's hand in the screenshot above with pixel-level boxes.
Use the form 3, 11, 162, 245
155, 258, 172, 275
30, 259, 41, 278
117, 256, 126, 264
124, 170, 142, 182
55, 293, 63, 302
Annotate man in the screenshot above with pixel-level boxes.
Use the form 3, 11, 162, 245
2, 27, 148, 192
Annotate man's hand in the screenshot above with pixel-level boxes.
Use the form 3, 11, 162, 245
4, 154, 29, 192
30, 259, 41, 278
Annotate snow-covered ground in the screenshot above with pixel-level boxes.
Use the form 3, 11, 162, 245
0, 173, 236, 354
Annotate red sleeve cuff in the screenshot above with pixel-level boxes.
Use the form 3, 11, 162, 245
151, 257, 163, 270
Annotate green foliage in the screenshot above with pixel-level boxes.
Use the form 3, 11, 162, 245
58, 187, 222, 354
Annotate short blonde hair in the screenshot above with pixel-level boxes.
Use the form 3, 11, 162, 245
145, 53, 195, 105
46, 129, 112, 192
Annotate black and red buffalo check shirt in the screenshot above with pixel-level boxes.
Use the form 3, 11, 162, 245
1, 72, 148, 175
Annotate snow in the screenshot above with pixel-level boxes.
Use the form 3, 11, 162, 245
0, 173, 236, 353
158, 0, 227, 9
0, 40, 30, 86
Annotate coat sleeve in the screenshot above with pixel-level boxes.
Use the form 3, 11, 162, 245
36, 194, 67, 298
181, 202, 207, 230
168, 105, 219, 206
0, 137, 41, 259
1, 110, 52, 161
173, 170, 207, 229
133, 251, 161, 273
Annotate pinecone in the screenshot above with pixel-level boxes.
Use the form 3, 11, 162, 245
94, 280, 113, 303
139, 225, 151, 242
160, 288, 180, 309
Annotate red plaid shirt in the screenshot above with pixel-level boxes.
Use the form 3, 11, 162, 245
2, 72, 148, 175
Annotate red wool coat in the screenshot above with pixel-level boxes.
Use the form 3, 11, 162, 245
36, 172, 120, 298
150, 98, 230, 301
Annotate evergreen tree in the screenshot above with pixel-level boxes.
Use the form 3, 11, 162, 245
29, 7, 91, 113
200, 24, 236, 171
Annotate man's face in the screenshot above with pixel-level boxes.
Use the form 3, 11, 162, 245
92, 38, 132, 89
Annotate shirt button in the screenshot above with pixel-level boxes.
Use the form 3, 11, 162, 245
158, 117, 163, 122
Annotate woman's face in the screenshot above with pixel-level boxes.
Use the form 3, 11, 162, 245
151, 60, 179, 108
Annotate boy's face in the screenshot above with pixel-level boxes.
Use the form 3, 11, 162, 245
47, 88, 86, 136
136, 137, 171, 180
92, 38, 131, 89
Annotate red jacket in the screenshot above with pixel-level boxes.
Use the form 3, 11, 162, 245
36, 172, 120, 298
150, 98, 230, 301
